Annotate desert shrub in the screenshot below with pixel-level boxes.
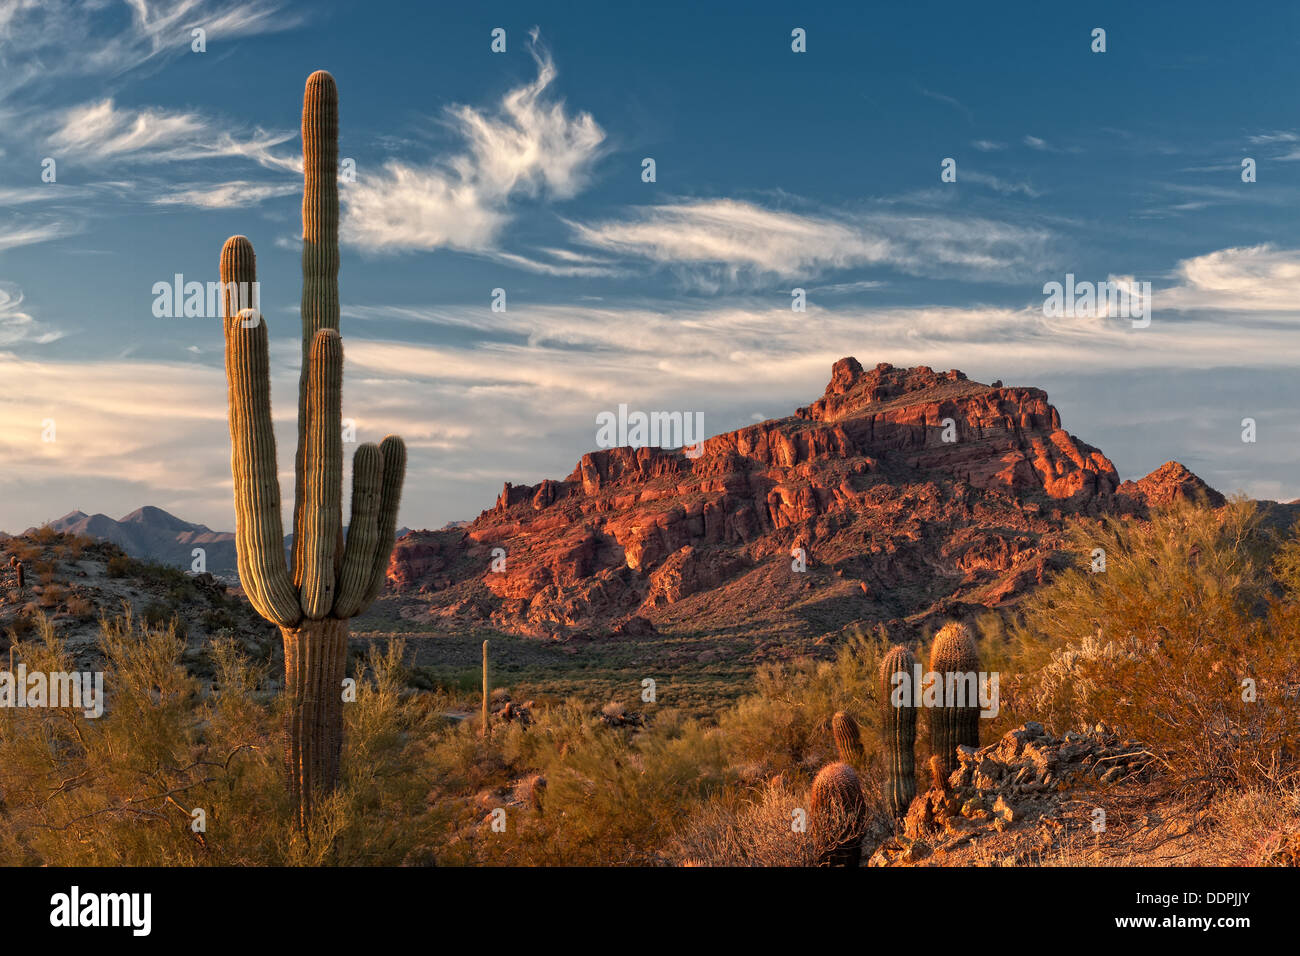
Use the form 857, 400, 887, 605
0, 614, 457, 866
668, 780, 818, 866
30, 525, 59, 545
435, 701, 729, 866
200, 606, 237, 632
65, 595, 94, 620
140, 600, 183, 635
37, 583, 66, 609
106, 554, 134, 578
8, 540, 42, 564
7, 610, 37, 641
716, 635, 884, 779
1006, 498, 1300, 792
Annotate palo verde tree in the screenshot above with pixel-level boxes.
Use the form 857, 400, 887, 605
220, 70, 406, 829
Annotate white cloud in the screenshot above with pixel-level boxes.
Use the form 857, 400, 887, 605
567, 198, 1054, 287
0, 1, 301, 104
960, 169, 1041, 197
8, 247, 1300, 533
1247, 130, 1300, 145
46, 98, 295, 166
1157, 244, 1300, 312
0, 284, 62, 346
152, 180, 298, 208
0, 218, 80, 251
341, 33, 606, 253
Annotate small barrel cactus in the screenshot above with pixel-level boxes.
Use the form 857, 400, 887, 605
831, 710, 864, 765
879, 644, 918, 818
928, 621, 981, 782
809, 761, 867, 867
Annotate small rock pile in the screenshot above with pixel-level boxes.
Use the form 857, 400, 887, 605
870, 721, 1152, 865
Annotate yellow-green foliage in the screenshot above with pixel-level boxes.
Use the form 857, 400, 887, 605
0, 613, 447, 866
1001, 498, 1300, 789
440, 704, 730, 866
715, 634, 885, 777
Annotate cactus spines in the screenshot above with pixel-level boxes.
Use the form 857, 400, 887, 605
221, 237, 298, 628
221, 71, 406, 829
831, 710, 864, 765
809, 761, 867, 867
363, 434, 406, 606
294, 69, 341, 593
879, 644, 918, 818
333, 442, 383, 618
299, 328, 343, 619
928, 621, 981, 781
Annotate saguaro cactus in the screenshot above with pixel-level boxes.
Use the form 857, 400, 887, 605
831, 710, 864, 765
481, 639, 490, 738
809, 761, 867, 867
221, 70, 405, 829
879, 644, 917, 818
927, 621, 981, 783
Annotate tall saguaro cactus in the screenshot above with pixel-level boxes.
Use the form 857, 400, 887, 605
221, 70, 406, 829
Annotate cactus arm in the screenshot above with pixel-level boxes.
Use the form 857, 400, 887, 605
299, 328, 343, 619
221, 237, 300, 628
294, 69, 341, 589
333, 442, 383, 618
360, 434, 406, 605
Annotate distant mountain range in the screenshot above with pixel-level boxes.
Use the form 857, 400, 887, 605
15, 506, 411, 579
27, 507, 242, 575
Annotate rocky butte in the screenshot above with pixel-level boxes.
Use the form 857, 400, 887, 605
384, 359, 1224, 648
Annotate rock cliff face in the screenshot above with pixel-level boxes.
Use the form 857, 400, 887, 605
387, 359, 1221, 642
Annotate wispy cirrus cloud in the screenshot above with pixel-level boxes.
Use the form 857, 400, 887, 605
0, 218, 81, 251
341, 30, 606, 254
45, 98, 295, 167
918, 87, 973, 123
151, 180, 299, 207
566, 198, 1055, 288
0, 284, 62, 346
0, 0, 301, 104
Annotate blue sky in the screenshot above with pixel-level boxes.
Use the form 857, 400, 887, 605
2, 0, 1300, 531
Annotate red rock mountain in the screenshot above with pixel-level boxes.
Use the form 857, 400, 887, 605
386, 359, 1223, 644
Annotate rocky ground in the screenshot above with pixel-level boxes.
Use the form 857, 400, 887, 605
866, 722, 1298, 867
0, 532, 278, 681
